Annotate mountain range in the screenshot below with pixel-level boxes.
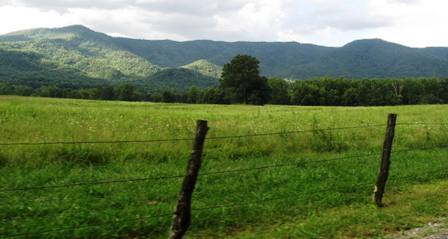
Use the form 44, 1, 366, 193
1, 25, 448, 91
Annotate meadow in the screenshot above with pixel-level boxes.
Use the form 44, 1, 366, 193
1, 96, 448, 238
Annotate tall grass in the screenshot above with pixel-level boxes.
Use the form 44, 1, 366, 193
0, 96, 448, 238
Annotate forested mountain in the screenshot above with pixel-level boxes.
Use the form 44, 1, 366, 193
0, 25, 216, 91
1, 25, 448, 91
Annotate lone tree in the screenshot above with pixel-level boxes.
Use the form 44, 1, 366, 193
220, 54, 271, 105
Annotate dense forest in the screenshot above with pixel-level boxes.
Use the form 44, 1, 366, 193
1, 77, 447, 106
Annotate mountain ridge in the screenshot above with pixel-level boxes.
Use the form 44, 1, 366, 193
1, 25, 448, 91
12, 25, 446, 48
4, 25, 444, 49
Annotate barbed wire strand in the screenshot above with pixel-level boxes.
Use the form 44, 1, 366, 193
398, 122, 448, 126
0, 174, 184, 193
206, 124, 386, 140
200, 152, 380, 176
0, 124, 387, 147
2, 144, 447, 193
1, 122, 447, 147
0, 152, 380, 193
393, 144, 448, 154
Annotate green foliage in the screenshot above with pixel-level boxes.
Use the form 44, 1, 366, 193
114, 84, 140, 101
288, 78, 448, 106
220, 55, 271, 104
148, 68, 217, 91
160, 90, 177, 103
1, 77, 448, 106
268, 78, 291, 105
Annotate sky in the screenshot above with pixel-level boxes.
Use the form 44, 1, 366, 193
0, 0, 447, 47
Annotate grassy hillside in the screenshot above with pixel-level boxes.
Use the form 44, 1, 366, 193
181, 59, 222, 78
0, 96, 447, 238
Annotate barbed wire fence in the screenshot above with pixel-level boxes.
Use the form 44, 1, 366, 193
0, 115, 448, 238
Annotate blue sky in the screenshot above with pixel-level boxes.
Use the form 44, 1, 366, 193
0, 0, 447, 47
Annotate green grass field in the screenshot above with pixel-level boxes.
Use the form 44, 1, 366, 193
1, 96, 448, 238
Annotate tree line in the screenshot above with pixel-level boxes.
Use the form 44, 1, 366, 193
1, 77, 448, 106
1, 54, 448, 106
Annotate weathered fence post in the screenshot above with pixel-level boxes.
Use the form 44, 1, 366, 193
373, 114, 397, 207
169, 120, 209, 239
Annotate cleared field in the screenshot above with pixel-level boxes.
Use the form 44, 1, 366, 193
0, 96, 448, 238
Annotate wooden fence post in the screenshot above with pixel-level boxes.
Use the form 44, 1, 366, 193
169, 120, 209, 239
373, 114, 397, 207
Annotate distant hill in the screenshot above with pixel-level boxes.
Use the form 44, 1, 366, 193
0, 25, 215, 91
1, 25, 448, 91
181, 59, 222, 78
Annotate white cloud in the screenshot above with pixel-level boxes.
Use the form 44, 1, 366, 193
0, 0, 447, 47
368, 0, 448, 47
0, 6, 77, 33
0, 0, 12, 5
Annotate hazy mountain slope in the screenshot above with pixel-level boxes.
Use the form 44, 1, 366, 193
114, 38, 332, 77
114, 37, 448, 78
308, 39, 448, 78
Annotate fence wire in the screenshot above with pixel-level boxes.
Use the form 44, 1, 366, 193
0, 174, 184, 193
1, 144, 447, 193
0, 123, 388, 147
5, 169, 447, 238
0, 151, 382, 193
1, 122, 446, 147
1, 122, 448, 237
1, 183, 372, 238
